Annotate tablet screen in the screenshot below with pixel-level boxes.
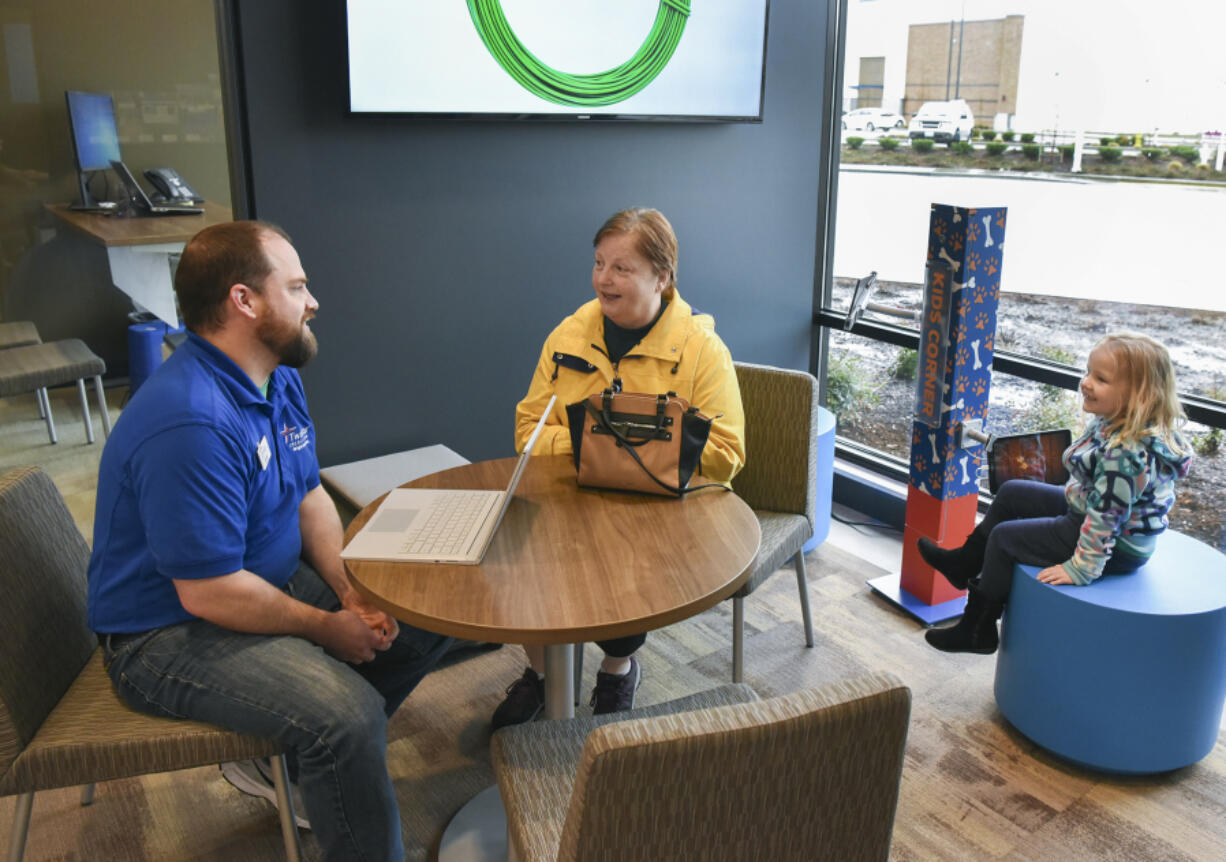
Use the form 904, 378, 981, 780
988, 429, 1072, 494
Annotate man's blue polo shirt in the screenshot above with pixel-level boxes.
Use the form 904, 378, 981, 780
87, 333, 321, 633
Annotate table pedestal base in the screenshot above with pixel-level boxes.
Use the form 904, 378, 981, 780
440, 643, 576, 862
438, 785, 507, 862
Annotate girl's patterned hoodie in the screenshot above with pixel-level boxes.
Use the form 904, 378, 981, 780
1061, 416, 1192, 584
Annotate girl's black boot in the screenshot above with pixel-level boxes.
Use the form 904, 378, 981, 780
924, 585, 1004, 655
916, 524, 988, 589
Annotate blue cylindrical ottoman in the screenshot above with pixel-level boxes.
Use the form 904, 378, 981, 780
802, 405, 836, 552
127, 322, 166, 394
994, 530, 1226, 773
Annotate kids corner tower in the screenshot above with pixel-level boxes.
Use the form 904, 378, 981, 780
869, 203, 1007, 624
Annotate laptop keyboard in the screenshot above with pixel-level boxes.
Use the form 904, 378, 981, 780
399, 491, 493, 557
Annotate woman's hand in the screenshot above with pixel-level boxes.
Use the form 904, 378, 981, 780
1036, 565, 1073, 586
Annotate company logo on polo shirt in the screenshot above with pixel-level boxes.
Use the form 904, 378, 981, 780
280, 422, 311, 452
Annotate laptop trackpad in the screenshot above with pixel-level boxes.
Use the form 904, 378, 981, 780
368, 508, 420, 532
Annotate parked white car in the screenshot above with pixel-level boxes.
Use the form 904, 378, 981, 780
842, 108, 905, 132
907, 99, 976, 142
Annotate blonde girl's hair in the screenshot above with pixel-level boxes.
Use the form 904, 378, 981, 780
1096, 332, 1187, 453
593, 208, 678, 301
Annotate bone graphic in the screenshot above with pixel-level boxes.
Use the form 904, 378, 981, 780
937, 246, 961, 273
982, 215, 994, 247
928, 432, 939, 463
952, 211, 963, 223
919, 481, 929, 495
971, 339, 983, 370
942, 397, 966, 415
954, 275, 976, 293
960, 455, 970, 484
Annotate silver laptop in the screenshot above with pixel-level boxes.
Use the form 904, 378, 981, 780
340, 396, 555, 564
109, 160, 204, 215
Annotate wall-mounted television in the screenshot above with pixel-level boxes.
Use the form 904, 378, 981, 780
346, 0, 769, 121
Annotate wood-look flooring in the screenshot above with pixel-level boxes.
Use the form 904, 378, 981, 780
2, 383, 1224, 861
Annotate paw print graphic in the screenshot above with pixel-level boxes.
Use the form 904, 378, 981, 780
912, 427, 921, 445
985, 257, 999, 277
985, 334, 994, 352
966, 221, 981, 243
915, 455, 927, 473
945, 461, 961, 484
951, 236, 964, 253
972, 379, 986, 397
956, 379, 967, 394
965, 250, 981, 272
975, 311, 990, 331
928, 469, 942, 490
955, 345, 970, 367
995, 213, 1006, 229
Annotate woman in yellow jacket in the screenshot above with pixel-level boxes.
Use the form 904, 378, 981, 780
494, 207, 746, 729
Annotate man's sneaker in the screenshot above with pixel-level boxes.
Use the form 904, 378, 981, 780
590, 656, 642, 715
220, 758, 311, 830
491, 667, 545, 730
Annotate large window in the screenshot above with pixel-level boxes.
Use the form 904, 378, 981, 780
821, 0, 1226, 549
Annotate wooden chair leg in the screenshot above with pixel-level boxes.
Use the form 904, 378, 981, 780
76, 379, 95, 444
80, 783, 96, 806
268, 754, 303, 862
92, 376, 112, 437
732, 596, 745, 683
6, 791, 33, 862
795, 551, 815, 648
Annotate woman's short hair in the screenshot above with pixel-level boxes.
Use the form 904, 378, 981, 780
593, 208, 678, 298
174, 220, 290, 333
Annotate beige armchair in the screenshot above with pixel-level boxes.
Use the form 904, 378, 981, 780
492, 672, 911, 862
0, 466, 302, 861
728, 361, 821, 681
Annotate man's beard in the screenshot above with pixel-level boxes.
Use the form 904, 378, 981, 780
258, 314, 318, 368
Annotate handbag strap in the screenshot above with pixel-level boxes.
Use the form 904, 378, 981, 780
583, 397, 726, 497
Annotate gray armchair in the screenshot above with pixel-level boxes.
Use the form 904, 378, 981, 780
0, 466, 302, 861
492, 672, 912, 862
728, 361, 821, 681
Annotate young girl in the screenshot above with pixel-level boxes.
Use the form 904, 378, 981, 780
920, 332, 1192, 654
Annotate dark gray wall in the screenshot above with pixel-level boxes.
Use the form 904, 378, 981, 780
235, 1, 828, 466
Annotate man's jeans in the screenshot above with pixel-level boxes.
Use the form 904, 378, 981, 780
102, 562, 452, 862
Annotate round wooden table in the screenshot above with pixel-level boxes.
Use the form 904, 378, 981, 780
344, 454, 761, 719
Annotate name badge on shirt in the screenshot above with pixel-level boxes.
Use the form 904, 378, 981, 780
256, 435, 271, 470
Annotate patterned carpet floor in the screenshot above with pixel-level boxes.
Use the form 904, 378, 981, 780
4, 539, 1224, 861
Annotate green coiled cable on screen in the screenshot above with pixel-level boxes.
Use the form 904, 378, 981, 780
466, 0, 691, 108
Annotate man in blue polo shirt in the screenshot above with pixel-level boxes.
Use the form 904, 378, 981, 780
88, 220, 449, 862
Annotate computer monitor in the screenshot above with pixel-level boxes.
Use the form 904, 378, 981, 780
65, 90, 122, 209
